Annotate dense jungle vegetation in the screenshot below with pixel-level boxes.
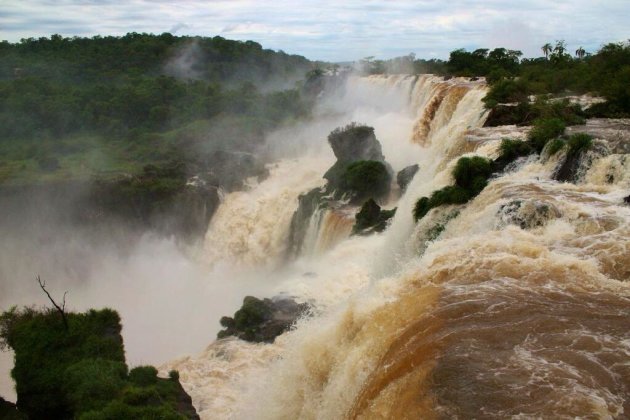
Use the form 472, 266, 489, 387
0, 33, 315, 185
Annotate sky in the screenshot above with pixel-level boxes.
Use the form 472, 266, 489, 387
1, 0, 628, 62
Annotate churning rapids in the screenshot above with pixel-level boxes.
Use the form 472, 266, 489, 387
159, 74, 630, 419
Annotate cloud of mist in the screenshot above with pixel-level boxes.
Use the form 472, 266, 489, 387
163, 39, 204, 80
0, 190, 275, 401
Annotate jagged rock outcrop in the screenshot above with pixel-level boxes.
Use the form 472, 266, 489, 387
553, 138, 607, 183
169, 377, 200, 420
328, 124, 385, 163
201, 150, 268, 192
352, 199, 396, 235
397, 164, 419, 192
85, 161, 227, 242
484, 103, 533, 127
323, 123, 392, 198
287, 187, 326, 257
497, 199, 561, 229
287, 123, 394, 257
217, 296, 309, 343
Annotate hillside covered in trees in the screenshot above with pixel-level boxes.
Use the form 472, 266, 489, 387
0, 33, 316, 185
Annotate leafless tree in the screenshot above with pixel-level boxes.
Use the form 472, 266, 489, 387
36, 276, 68, 330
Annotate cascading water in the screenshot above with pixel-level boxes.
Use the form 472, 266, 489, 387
201, 157, 329, 267
166, 74, 630, 419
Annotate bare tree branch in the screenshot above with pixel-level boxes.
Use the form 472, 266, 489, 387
36, 276, 68, 330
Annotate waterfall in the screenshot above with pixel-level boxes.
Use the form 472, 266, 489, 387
167, 74, 630, 420
201, 157, 329, 267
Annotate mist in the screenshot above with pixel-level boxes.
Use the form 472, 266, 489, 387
0, 191, 281, 400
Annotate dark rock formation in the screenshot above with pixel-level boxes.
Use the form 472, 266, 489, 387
327, 123, 385, 163
554, 150, 583, 183
287, 123, 394, 257
170, 378, 200, 420
286, 187, 326, 257
201, 150, 268, 192
352, 199, 396, 235
553, 135, 604, 183
624, 194, 630, 205
397, 164, 419, 192
484, 103, 534, 127
0, 397, 27, 420
217, 296, 309, 343
497, 200, 561, 229
324, 123, 392, 195
88, 162, 221, 242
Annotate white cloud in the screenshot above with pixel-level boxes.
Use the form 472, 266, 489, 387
0, 0, 628, 61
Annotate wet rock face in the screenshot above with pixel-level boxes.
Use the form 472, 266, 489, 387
327, 124, 385, 163
324, 124, 392, 198
484, 103, 534, 127
286, 187, 325, 257
496, 200, 561, 230
89, 164, 221, 243
287, 124, 394, 257
0, 397, 26, 419
397, 164, 419, 193
553, 141, 607, 183
170, 378, 200, 420
201, 150, 268, 192
217, 296, 310, 343
352, 199, 396, 235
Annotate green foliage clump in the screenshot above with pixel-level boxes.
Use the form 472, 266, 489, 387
233, 296, 271, 331
566, 133, 593, 155
0, 306, 194, 419
0, 307, 125, 418
168, 370, 180, 381
497, 138, 533, 165
527, 118, 566, 152
64, 359, 128, 414
352, 198, 396, 234
128, 366, 159, 387
413, 156, 493, 222
341, 160, 391, 200
413, 186, 470, 221
546, 138, 565, 156
327, 123, 375, 148
453, 156, 494, 195
483, 78, 529, 107
533, 98, 586, 125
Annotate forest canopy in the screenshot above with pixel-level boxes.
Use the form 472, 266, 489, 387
0, 33, 316, 185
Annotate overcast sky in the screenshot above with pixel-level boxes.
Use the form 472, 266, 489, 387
1, 0, 628, 61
